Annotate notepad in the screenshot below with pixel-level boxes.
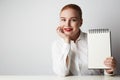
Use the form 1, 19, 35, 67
88, 29, 111, 69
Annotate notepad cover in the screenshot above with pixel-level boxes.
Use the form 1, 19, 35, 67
88, 29, 111, 69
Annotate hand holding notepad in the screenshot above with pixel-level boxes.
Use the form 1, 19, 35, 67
88, 29, 111, 69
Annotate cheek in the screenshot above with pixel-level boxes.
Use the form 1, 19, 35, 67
59, 22, 63, 26
74, 27, 79, 32
72, 24, 80, 29
59, 21, 65, 26
72, 22, 80, 26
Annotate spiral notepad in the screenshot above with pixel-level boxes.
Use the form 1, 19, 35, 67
88, 29, 111, 69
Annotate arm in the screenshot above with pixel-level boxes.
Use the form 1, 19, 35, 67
52, 41, 71, 76
52, 26, 71, 76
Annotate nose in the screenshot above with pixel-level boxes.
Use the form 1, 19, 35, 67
65, 20, 71, 27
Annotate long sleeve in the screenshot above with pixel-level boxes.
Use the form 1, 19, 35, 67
104, 70, 114, 76
52, 40, 71, 76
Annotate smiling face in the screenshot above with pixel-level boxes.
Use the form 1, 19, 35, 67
60, 8, 82, 37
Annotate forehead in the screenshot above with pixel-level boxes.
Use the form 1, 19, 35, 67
60, 8, 79, 18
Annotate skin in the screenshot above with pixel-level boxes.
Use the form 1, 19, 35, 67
56, 8, 116, 74
57, 8, 82, 43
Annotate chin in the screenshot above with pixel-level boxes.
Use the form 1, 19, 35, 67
65, 32, 72, 35
64, 32, 72, 36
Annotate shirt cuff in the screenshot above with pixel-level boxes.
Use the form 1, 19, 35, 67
104, 70, 114, 76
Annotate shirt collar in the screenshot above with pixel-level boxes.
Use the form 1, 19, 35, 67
76, 30, 84, 41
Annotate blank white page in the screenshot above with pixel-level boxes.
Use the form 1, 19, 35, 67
88, 29, 111, 69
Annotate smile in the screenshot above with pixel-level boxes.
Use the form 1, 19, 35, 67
64, 28, 73, 32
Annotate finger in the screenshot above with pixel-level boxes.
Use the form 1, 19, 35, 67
104, 59, 112, 64
105, 57, 115, 63
60, 27, 64, 33
56, 28, 60, 33
104, 62, 111, 67
104, 60, 112, 67
104, 62, 116, 69
104, 59, 116, 70
105, 60, 112, 64
57, 26, 61, 30
105, 58, 116, 66
57, 27, 63, 32
56, 27, 59, 33
57, 27, 65, 37
104, 59, 114, 66
106, 57, 113, 60
57, 26, 64, 33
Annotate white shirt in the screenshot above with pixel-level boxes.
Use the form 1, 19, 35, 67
52, 31, 104, 76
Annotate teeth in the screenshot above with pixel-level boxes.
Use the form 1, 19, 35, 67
64, 28, 73, 31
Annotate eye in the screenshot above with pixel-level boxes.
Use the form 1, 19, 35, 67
61, 18, 66, 22
71, 18, 77, 22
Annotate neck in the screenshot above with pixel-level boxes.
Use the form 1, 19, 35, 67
71, 29, 81, 42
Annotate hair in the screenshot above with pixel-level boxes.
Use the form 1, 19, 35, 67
60, 4, 82, 19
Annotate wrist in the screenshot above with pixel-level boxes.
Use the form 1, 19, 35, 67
104, 70, 114, 75
64, 37, 70, 43
106, 70, 113, 74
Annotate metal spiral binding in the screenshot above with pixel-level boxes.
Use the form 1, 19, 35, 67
88, 29, 110, 33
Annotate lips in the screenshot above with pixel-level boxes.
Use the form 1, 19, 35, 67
64, 28, 73, 32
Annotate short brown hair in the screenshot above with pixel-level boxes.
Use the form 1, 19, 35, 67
60, 4, 82, 19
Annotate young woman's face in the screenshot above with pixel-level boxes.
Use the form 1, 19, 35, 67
60, 8, 82, 36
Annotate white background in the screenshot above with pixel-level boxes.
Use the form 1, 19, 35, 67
0, 0, 120, 75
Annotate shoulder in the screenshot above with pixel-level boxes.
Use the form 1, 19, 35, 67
79, 31, 88, 47
52, 37, 64, 47
81, 31, 87, 40
82, 32, 87, 37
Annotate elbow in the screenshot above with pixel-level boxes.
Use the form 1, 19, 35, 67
53, 68, 69, 77
54, 71, 69, 77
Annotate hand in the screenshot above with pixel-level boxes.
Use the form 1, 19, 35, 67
104, 57, 116, 74
56, 26, 70, 43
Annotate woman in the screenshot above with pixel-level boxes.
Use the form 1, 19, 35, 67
52, 4, 116, 76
